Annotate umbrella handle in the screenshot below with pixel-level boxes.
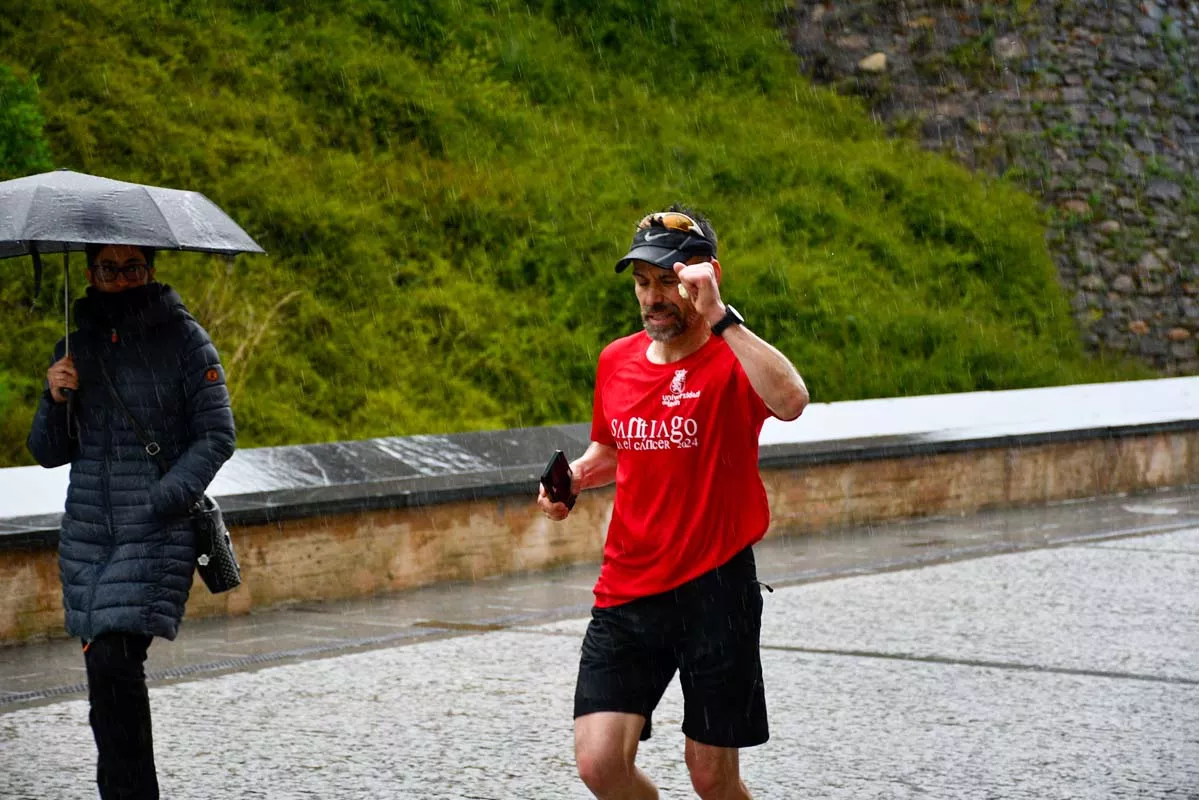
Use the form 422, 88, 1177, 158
62, 251, 76, 439
65, 389, 75, 439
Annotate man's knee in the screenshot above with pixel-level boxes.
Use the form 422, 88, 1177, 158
575, 713, 644, 795
689, 766, 738, 798
576, 740, 635, 794
685, 744, 742, 799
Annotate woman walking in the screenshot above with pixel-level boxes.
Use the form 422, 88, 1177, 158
27, 243, 235, 799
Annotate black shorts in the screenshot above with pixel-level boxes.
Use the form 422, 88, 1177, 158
573, 546, 768, 748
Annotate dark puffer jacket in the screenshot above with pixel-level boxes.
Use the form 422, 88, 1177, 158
27, 283, 236, 642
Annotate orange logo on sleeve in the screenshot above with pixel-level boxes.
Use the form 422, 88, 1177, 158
205, 368, 220, 382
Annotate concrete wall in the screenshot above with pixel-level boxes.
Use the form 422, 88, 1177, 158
4, 427, 1197, 644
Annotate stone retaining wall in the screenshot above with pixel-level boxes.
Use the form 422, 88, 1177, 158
4, 426, 1197, 644
789, 0, 1199, 371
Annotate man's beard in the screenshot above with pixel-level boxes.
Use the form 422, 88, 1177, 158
641, 302, 697, 342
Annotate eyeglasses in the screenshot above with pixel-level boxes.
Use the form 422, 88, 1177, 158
636, 211, 707, 239
93, 263, 149, 282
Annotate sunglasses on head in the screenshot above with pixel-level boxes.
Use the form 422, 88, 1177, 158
636, 211, 707, 239
93, 262, 149, 282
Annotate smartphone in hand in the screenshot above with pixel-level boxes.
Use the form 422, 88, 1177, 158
541, 450, 577, 510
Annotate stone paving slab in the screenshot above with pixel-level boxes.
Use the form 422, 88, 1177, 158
6, 488, 1199, 706
2, 521, 1197, 798
2, 633, 1195, 799
762, 532, 1199, 683
1088, 526, 1199, 554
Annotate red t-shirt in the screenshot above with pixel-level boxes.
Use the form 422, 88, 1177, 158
590, 331, 775, 607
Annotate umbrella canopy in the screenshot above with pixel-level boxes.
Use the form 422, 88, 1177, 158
0, 169, 264, 259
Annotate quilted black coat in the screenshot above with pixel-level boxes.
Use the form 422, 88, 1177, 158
27, 283, 236, 642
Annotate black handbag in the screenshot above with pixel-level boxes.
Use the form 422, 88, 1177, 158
97, 360, 242, 594
189, 495, 241, 594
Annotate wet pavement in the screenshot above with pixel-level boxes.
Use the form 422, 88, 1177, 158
2, 489, 1198, 798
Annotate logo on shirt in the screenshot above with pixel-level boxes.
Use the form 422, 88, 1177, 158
662, 368, 702, 408
611, 415, 700, 451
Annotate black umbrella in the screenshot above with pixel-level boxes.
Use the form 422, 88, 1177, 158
0, 168, 265, 409
0, 168, 265, 258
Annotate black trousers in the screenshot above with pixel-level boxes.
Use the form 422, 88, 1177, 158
83, 633, 159, 800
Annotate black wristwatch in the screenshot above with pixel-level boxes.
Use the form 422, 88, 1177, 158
711, 305, 744, 337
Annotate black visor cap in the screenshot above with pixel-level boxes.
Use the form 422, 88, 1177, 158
614, 228, 715, 272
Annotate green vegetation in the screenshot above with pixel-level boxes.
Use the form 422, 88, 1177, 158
0, 0, 1145, 467
0, 64, 54, 444
0, 66, 52, 179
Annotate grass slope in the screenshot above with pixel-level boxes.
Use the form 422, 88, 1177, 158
0, 0, 1145, 466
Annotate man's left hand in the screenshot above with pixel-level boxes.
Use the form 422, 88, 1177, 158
673, 261, 726, 326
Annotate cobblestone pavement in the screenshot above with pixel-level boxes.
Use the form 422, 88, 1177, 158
2, 491, 1198, 798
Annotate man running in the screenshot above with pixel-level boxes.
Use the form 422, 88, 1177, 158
538, 205, 808, 799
